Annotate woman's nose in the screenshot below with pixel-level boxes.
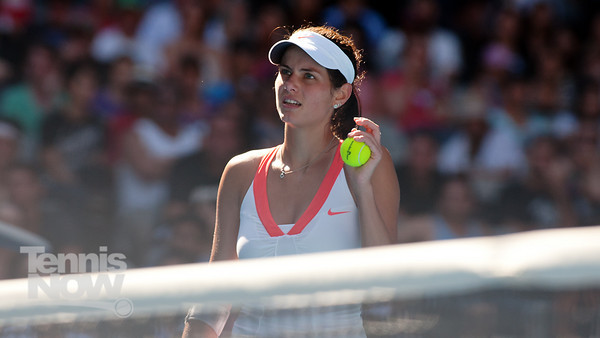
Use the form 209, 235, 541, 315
283, 77, 298, 92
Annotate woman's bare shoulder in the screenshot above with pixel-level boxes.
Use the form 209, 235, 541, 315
226, 147, 275, 171
221, 147, 277, 187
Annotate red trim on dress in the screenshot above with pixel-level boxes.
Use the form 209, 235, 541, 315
253, 143, 344, 237
254, 147, 284, 237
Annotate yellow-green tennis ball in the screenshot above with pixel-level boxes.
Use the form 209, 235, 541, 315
340, 138, 371, 167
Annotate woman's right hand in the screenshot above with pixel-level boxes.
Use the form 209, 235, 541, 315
345, 117, 383, 187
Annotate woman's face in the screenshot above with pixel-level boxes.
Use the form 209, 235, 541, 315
274, 46, 337, 129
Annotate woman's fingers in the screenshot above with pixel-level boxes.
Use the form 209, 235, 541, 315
347, 118, 382, 164
353, 117, 381, 144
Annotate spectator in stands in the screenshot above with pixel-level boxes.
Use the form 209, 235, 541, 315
377, 33, 451, 136
529, 43, 577, 112
395, 131, 445, 218
92, 55, 135, 121
495, 135, 577, 232
528, 75, 578, 140
451, 1, 492, 83
106, 79, 157, 165
0, 118, 21, 202
569, 123, 600, 226
2, 163, 82, 255
40, 60, 107, 189
114, 80, 204, 266
161, 1, 227, 88
135, 0, 231, 74
398, 174, 488, 243
489, 75, 576, 147
574, 79, 600, 125
488, 76, 532, 143
474, 8, 526, 108
323, 0, 388, 66
90, 0, 143, 65
438, 87, 526, 205
0, 43, 63, 160
578, 12, 600, 83
133, 0, 183, 71
167, 54, 211, 124
482, 7, 526, 77
40, 59, 112, 250
146, 213, 211, 267
378, 0, 462, 83
165, 102, 248, 224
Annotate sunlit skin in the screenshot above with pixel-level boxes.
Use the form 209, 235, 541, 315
275, 45, 340, 131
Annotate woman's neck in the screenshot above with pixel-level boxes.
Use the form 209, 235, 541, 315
281, 126, 336, 168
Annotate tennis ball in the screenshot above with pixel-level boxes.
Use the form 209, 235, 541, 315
340, 138, 371, 167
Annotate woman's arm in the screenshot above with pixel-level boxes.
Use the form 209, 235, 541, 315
182, 320, 219, 338
182, 150, 263, 337
346, 117, 400, 247
209, 154, 249, 263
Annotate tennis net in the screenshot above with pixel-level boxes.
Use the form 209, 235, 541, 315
1, 225, 599, 337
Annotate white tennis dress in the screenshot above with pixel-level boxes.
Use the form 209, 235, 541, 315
233, 144, 366, 337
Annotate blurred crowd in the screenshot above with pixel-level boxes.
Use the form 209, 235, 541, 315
0, 0, 599, 279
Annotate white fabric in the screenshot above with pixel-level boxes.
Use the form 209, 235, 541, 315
489, 107, 579, 145
91, 26, 139, 62
116, 118, 202, 212
134, 2, 182, 70
237, 169, 360, 258
375, 28, 462, 79
234, 164, 365, 337
269, 30, 355, 83
438, 128, 527, 175
132, 118, 201, 158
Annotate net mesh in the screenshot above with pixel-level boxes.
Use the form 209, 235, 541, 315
1, 226, 599, 337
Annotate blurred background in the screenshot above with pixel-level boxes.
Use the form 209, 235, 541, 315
0, 0, 599, 276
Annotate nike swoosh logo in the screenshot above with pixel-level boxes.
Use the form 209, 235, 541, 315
328, 209, 350, 216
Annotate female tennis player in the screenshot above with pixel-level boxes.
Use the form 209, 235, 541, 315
183, 25, 400, 337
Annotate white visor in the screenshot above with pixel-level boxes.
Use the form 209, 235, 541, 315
268, 30, 355, 84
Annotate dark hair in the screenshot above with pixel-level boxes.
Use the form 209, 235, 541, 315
293, 25, 364, 140
64, 59, 99, 87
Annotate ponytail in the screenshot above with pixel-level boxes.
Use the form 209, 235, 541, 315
330, 87, 360, 139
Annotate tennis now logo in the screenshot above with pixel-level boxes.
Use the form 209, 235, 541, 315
21, 246, 132, 317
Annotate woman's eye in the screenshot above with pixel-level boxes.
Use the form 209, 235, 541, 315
304, 73, 315, 79
280, 68, 291, 76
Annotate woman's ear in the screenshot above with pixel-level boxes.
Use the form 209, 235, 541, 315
333, 83, 352, 108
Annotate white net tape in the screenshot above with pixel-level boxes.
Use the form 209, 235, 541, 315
1, 226, 599, 331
